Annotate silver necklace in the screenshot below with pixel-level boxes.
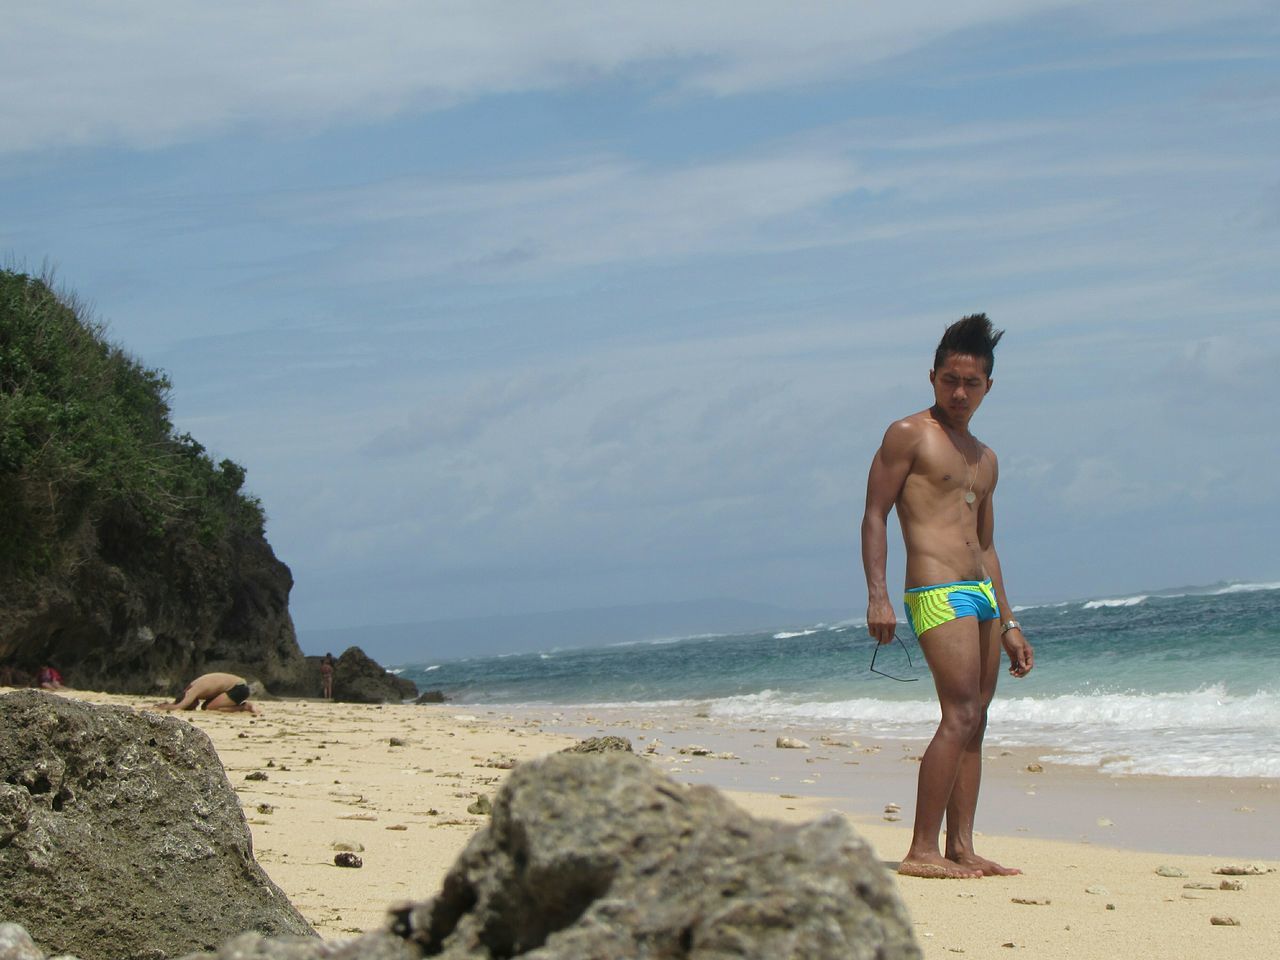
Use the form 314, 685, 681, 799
944, 421, 978, 504
938, 414, 979, 504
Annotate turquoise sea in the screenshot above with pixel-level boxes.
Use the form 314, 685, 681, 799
394, 582, 1280, 779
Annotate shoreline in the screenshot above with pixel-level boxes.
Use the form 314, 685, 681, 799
490, 702, 1280, 859
8, 687, 1277, 958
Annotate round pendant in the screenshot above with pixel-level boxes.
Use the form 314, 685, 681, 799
964, 491, 976, 504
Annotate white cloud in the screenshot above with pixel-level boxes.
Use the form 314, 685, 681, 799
264, 149, 868, 280
3, 1, 1272, 154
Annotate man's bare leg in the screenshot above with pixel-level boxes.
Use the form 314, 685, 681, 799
154, 685, 200, 711
942, 619, 1020, 876
202, 692, 257, 714
899, 617, 984, 879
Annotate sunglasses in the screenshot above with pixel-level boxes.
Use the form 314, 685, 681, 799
869, 634, 920, 682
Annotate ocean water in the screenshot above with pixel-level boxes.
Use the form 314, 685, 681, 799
395, 582, 1280, 779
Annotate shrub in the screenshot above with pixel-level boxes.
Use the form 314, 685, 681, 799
0, 269, 264, 579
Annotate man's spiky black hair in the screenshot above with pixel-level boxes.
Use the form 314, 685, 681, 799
933, 313, 1004, 376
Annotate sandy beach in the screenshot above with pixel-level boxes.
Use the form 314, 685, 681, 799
18, 688, 1278, 959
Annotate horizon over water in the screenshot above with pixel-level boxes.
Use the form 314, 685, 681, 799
394, 580, 1280, 780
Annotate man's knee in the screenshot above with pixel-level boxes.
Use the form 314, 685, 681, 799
940, 701, 985, 739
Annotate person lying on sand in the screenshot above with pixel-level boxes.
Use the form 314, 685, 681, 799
862, 314, 1034, 879
154, 672, 259, 714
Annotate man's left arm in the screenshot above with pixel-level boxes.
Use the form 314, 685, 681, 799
978, 455, 1034, 677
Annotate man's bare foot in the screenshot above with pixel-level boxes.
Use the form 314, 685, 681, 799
897, 854, 982, 879
949, 853, 1021, 876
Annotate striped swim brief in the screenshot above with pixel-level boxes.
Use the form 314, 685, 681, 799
903, 579, 999, 638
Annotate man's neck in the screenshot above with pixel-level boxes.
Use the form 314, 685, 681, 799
930, 404, 973, 435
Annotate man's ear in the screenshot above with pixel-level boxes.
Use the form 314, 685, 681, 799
929, 369, 937, 385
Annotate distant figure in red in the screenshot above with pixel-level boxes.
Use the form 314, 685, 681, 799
320, 653, 336, 700
37, 665, 66, 690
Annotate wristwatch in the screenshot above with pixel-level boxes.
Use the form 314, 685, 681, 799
1000, 619, 1022, 634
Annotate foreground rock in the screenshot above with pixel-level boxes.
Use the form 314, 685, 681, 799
400, 751, 919, 957
192, 752, 920, 960
0, 691, 314, 960
332, 647, 418, 703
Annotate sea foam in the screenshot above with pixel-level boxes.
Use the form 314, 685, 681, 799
703, 685, 1280, 778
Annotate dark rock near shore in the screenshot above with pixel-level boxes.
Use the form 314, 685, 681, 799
413, 689, 447, 704
561, 735, 634, 754
332, 647, 417, 703
0, 691, 315, 960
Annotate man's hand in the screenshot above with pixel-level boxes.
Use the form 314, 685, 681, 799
1002, 628, 1033, 677
866, 596, 899, 645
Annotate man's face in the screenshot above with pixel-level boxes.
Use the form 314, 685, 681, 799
929, 352, 992, 424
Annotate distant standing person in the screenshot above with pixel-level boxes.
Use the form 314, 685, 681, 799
320, 653, 335, 700
154, 672, 258, 714
861, 313, 1034, 879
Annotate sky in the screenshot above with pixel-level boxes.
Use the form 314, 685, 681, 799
2, 2, 1278, 643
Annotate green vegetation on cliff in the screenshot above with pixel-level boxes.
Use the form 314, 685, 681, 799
0, 269, 264, 581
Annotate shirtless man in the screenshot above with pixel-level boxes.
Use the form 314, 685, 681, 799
861, 313, 1034, 879
154, 672, 258, 714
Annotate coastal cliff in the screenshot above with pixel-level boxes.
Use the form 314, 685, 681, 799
0, 269, 314, 695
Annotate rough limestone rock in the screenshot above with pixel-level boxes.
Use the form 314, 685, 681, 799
0, 691, 315, 960
398, 751, 920, 958
332, 647, 417, 703
561, 736, 633, 754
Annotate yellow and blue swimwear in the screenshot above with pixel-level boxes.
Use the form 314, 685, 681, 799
903, 579, 1000, 638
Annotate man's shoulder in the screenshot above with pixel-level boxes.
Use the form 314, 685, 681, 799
882, 410, 933, 441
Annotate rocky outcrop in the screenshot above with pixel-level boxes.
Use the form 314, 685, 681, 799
0, 530, 314, 697
332, 647, 417, 703
0, 691, 315, 960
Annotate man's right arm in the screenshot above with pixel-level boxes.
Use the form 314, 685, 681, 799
861, 420, 917, 645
